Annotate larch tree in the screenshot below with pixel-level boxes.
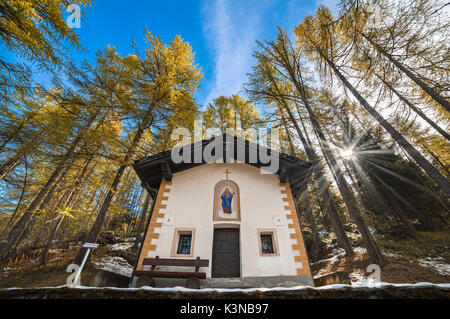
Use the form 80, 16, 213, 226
203, 96, 235, 133
294, 7, 450, 198
269, 29, 387, 266
339, 0, 449, 112
74, 32, 202, 265
245, 57, 355, 257
0, 0, 91, 100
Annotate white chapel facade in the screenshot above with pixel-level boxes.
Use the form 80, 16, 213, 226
131, 135, 314, 288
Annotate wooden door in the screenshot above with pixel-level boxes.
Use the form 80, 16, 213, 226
211, 228, 240, 278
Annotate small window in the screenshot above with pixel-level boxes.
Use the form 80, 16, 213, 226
177, 234, 192, 255
171, 228, 195, 257
260, 234, 275, 254
258, 229, 279, 256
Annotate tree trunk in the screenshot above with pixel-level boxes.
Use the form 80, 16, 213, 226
386, 193, 417, 238
130, 190, 144, 233
375, 73, 450, 141
65, 156, 95, 208
311, 180, 331, 230
302, 192, 322, 258
127, 188, 143, 234
322, 125, 371, 210
132, 193, 152, 251
281, 113, 297, 156
363, 34, 450, 112
74, 107, 153, 265
40, 214, 65, 265
2, 155, 28, 233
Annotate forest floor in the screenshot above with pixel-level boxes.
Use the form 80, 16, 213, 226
311, 227, 450, 284
0, 235, 136, 288
0, 228, 449, 289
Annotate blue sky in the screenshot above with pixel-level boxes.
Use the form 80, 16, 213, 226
8, 0, 340, 108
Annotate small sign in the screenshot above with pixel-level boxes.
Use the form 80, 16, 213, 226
82, 243, 99, 248
67, 242, 99, 286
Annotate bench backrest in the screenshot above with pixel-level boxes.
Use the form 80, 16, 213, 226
143, 256, 209, 270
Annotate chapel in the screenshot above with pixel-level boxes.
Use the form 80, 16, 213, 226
130, 133, 314, 288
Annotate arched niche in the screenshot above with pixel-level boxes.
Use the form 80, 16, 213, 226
213, 179, 241, 221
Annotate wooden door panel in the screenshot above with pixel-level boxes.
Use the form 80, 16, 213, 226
212, 228, 240, 278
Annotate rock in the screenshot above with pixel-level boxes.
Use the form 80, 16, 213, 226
314, 271, 351, 287
89, 269, 130, 288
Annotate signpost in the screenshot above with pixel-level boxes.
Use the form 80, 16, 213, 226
72, 242, 99, 286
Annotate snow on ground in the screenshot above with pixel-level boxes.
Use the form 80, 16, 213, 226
311, 247, 346, 277
385, 252, 401, 258
312, 246, 367, 266
92, 256, 133, 277
313, 246, 372, 280
108, 242, 133, 251
312, 247, 345, 266
418, 257, 450, 276
353, 247, 367, 254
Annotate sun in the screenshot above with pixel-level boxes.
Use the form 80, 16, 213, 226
341, 148, 355, 161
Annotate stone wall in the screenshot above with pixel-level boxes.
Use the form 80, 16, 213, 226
1, 285, 448, 299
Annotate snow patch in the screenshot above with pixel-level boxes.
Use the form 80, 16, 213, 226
108, 242, 133, 251
385, 252, 401, 258
418, 257, 450, 276
353, 247, 367, 254
93, 256, 133, 277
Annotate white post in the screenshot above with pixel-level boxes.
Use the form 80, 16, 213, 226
73, 248, 91, 286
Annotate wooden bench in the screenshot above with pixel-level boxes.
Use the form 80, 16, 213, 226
134, 256, 209, 289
